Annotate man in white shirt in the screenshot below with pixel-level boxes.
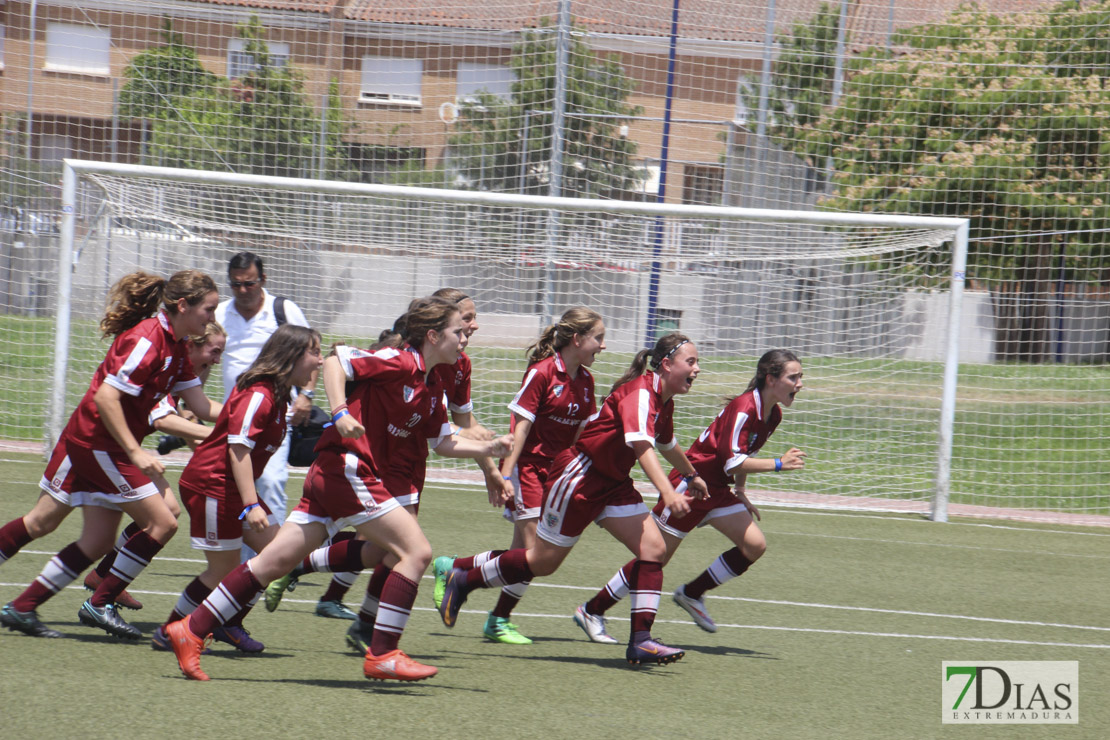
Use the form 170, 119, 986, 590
215, 252, 315, 557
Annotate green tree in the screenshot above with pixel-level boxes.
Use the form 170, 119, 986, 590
123, 16, 356, 180
446, 19, 644, 197
796, 0, 1110, 361
741, 2, 846, 145
119, 19, 219, 121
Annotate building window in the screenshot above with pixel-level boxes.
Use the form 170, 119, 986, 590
682, 165, 724, 206
45, 23, 110, 76
227, 38, 290, 79
360, 56, 422, 106
0, 25, 6, 71
456, 63, 514, 104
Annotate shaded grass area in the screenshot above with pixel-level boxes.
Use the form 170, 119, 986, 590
3, 314, 1108, 511
0, 452, 1107, 739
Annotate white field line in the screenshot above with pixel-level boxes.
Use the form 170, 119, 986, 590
3, 564, 1107, 648
768, 507, 1110, 537
9, 549, 1107, 632
6, 581, 1101, 652
770, 529, 1110, 560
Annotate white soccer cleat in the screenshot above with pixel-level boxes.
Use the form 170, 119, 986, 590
672, 584, 717, 633
573, 603, 619, 644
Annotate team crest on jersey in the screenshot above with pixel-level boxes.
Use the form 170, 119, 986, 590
583, 387, 590, 402
455, 369, 464, 384
402, 385, 415, 403
545, 512, 559, 528
553, 384, 564, 397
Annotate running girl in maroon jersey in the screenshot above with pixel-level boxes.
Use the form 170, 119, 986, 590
263, 288, 517, 653
580, 349, 805, 635
151, 324, 322, 654
0, 270, 221, 639
432, 307, 605, 645
166, 296, 511, 682
81, 321, 227, 611
437, 332, 708, 666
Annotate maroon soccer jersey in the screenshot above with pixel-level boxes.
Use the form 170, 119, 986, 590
179, 380, 288, 500
430, 351, 473, 414
573, 371, 676, 481
61, 311, 199, 451
684, 388, 782, 489
317, 344, 451, 495
508, 353, 596, 463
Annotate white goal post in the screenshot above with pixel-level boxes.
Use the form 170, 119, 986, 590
57, 159, 969, 522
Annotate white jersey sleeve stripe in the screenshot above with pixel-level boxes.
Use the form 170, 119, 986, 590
171, 377, 202, 394
106, 336, 154, 396
723, 411, 751, 474
428, 420, 454, 450
625, 387, 654, 448
507, 368, 541, 422
147, 396, 176, 426
335, 344, 357, 379
228, 390, 265, 449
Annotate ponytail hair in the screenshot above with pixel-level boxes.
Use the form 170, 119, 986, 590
527, 307, 603, 365
237, 324, 321, 403
373, 296, 459, 352
100, 269, 218, 338
743, 349, 801, 395
610, 332, 691, 393
100, 271, 165, 337
373, 310, 409, 350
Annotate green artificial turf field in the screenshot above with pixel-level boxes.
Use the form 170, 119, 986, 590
0, 451, 1105, 739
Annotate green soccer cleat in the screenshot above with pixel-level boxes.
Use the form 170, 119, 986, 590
483, 612, 532, 645
264, 572, 298, 612
431, 555, 454, 610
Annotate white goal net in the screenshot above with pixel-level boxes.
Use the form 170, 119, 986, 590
48, 161, 986, 523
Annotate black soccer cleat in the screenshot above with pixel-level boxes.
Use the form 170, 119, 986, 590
1, 602, 63, 638
78, 600, 141, 640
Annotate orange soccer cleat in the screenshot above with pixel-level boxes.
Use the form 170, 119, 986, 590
363, 649, 438, 682
166, 619, 211, 681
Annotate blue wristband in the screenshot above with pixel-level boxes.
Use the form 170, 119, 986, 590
332, 409, 350, 422
238, 503, 260, 520
774, 457, 783, 472
682, 473, 696, 485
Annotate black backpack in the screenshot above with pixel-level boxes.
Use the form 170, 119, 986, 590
275, 295, 323, 467
288, 404, 329, 467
